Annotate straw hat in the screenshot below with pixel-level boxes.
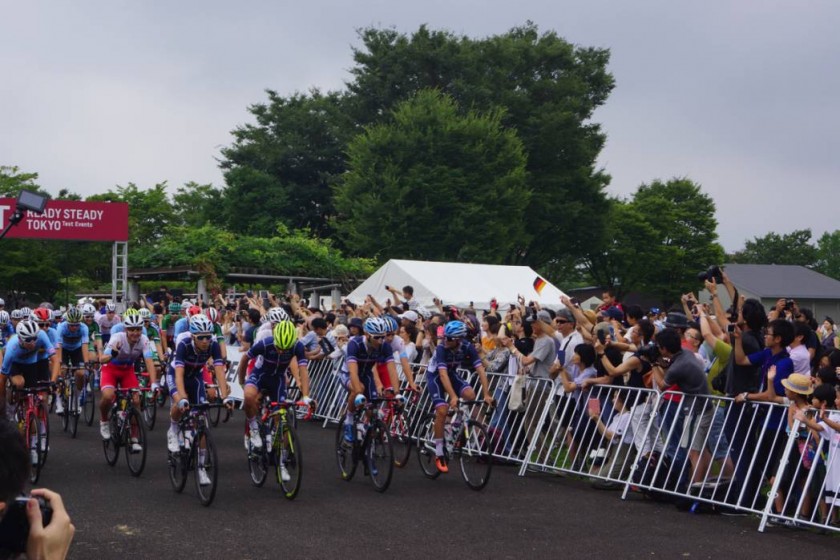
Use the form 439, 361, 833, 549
780, 373, 814, 396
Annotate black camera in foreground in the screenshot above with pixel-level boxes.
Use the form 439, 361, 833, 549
0, 496, 53, 554
637, 344, 661, 363
697, 265, 724, 284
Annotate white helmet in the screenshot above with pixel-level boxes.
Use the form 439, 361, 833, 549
81, 303, 96, 317
189, 315, 214, 335
267, 307, 289, 323
16, 320, 39, 340
138, 308, 151, 319
123, 313, 144, 328
10, 310, 22, 320
19, 307, 32, 318
106, 303, 117, 312
0, 310, 9, 324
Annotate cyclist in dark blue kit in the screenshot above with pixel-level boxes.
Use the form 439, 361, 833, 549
427, 320, 494, 472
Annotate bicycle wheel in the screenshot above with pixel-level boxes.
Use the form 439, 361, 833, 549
60, 383, 69, 432
335, 420, 357, 482
248, 424, 269, 487
83, 376, 96, 426
125, 409, 147, 477
195, 429, 219, 506
367, 419, 394, 492
38, 405, 50, 467
142, 392, 157, 431
456, 420, 492, 491
27, 411, 43, 484
415, 413, 441, 479
277, 422, 302, 500
168, 448, 188, 493
68, 384, 80, 438
390, 410, 412, 468
103, 413, 121, 466
208, 399, 221, 427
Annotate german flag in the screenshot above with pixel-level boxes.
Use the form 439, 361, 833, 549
533, 276, 547, 295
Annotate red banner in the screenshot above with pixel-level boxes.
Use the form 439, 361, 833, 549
0, 199, 129, 242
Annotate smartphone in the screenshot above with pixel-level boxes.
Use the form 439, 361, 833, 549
597, 329, 606, 345
246, 290, 254, 298
556, 349, 566, 365
259, 290, 268, 299
727, 324, 735, 334
436, 325, 444, 338
587, 398, 601, 417
0, 496, 52, 553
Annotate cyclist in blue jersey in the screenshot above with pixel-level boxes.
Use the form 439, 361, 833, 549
339, 317, 398, 443
427, 320, 494, 473
0, 321, 59, 420
236, 322, 312, 465
166, 315, 230, 461
54, 307, 91, 414
0, 310, 13, 342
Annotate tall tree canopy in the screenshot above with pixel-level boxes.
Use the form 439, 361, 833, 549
729, 229, 818, 268
334, 90, 529, 263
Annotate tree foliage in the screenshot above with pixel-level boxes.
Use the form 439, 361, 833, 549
815, 230, 840, 281
334, 90, 529, 263
730, 229, 818, 268
583, 178, 724, 304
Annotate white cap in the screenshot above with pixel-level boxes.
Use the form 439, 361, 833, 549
0, 298, 4, 306
399, 310, 419, 322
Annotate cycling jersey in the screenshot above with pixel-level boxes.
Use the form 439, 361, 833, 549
244, 336, 305, 402
55, 322, 90, 351
426, 340, 481, 408
103, 332, 153, 365
1, 332, 56, 374
83, 320, 100, 351
96, 314, 121, 335
339, 336, 393, 399
171, 334, 223, 377
38, 327, 59, 361
110, 322, 149, 337
173, 317, 190, 338
160, 314, 178, 338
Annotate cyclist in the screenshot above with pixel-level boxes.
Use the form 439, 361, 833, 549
166, 314, 230, 483
3, 310, 17, 341
98, 313, 157, 450
0, 321, 59, 448
161, 302, 182, 349
252, 307, 312, 395
237, 321, 310, 481
427, 320, 494, 473
172, 305, 201, 339
139, 309, 164, 378
204, 307, 227, 361
0, 310, 10, 345
339, 317, 397, 443
53, 307, 91, 414
97, 303, 121, 344
19, 307, 32, 321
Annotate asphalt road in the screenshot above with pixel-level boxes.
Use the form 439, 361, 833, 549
32, 408, 837, 560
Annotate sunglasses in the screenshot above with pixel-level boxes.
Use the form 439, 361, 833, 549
38, 322, 50, 328
125, 327, 142, 332
193, 334, 212, 341
555, 319, 569, 324
20, 337, 37, 344
371, 335, 386, 340
445, 336, 463, 342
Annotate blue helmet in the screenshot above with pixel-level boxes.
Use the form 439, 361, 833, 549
363, 317, 388, 336
188, 315, 214, 335
444, 320, 467, 339
383, 315, 399, 333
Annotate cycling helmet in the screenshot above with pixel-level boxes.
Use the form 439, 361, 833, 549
267, 307, 289, 323
363, 317, 388, 336
383, 315, 399, 333
20, 307, 32, 318
105, 303, 117, 312
188, 314, 214, 335
81, 303, 96, 317
187, 305, 202, 317
168, 302, 182, 314
17, 320, 39, 341
52, 309, 63, 319
138, 308, 151, 320
65, 307, 83, 324
0, 310, 9, 325
33, 308, 52, 322
204, 307, 219, 323
123, 308, 139, 316
123, 313, 144, 328
272, 320, 297, 350
10, 310, 22, 320
443, 320, 467, 339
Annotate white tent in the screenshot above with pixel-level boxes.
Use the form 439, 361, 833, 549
346, 259, 567, 310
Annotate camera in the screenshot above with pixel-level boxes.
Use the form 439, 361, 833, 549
784, 298, 795, 310
727, 323, 736, 334
0, 496, 52, 554
697, 265, 724, 284
637, 344, 660, 363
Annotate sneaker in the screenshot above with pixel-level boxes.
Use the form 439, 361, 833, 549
55, 397, 65, 415
167, 429, 180, 453
435, 455, 449, 473
40, 438, 48, 453
197, 467, 211, 486
343, 423, 354, 444
130, 438, 143, 454
249, 427, 262, 449
100, 421, 111, 440
243, 434, 250, 452
77, 392, 85, 409
31, 449, 39, 466
279, 464, 291, 482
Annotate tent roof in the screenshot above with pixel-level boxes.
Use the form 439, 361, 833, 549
346, 259, 566, 310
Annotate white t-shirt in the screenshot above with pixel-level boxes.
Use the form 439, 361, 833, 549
554, 330, 583, 395
788, 344, 810, 374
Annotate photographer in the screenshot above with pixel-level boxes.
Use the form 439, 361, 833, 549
0, 419, 74, 559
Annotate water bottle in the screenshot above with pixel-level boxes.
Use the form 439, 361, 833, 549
444, 422, 454, 445
184, 430, 192, 451
451, 413, 463, 436
356, 421, 365, 442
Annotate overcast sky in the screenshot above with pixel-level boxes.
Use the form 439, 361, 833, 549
2, 1, 837, 252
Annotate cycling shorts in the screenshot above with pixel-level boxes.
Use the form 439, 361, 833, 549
100, 363, 139, 391
7, 361, 49, 389
339, 370, 378, 401
427, 371, 472, 409
61, 347, 85, 369
245, 371, 286, 404
165, 366, 207, 404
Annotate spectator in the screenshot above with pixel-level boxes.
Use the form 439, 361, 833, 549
301, 317, 329, 361
789, 323, 813, 374
348, 317, 364, 338
328, 325, 350, 360
587, 389, 636, 487
385, 285, 418, 311
0, 419, 75, 559
820, 317, 837, 351
597, 288, 623, 315
558, 343, 598, 467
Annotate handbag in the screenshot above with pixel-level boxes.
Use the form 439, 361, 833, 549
508, 374, 529, 413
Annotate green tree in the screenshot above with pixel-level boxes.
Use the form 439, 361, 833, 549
815, 230, 840, 280
220, 90, 353, 237
334, 90, 530, 263
346, 23, 614, 267
87, 182, 176, 246
730, 229, 818, 267
172, 182, 224, 228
